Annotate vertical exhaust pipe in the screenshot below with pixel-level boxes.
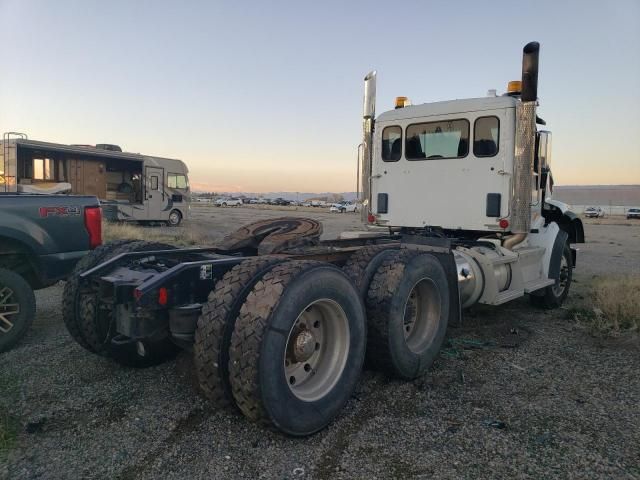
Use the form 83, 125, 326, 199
505, 42, 539, 249
360, 71, 376, 224
521, 42, 540, 102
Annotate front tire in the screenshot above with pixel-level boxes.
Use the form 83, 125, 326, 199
229, 261, 366, 436
167, 209, 182, 227
530, 242, 573, 309
0, 268, 36, 353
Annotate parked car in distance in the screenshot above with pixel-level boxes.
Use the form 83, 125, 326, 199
584, 207, 605, 218
329, 202, 358, 213
271, 198, 291, 206
627, 208, 640, 219
215, 197, 243, 207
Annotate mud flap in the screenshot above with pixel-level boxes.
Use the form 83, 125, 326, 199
400, 235, 462, 327
548, 230, 569, 281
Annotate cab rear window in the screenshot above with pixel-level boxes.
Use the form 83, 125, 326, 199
405, 119, 469, 160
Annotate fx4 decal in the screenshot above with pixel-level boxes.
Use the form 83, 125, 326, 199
39, 206, 82, 217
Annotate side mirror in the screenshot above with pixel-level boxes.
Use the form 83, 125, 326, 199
538, 131, 552, 170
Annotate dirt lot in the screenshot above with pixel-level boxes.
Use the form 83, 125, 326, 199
2, 206, 639, 479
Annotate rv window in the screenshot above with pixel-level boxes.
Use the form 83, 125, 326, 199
168, 173, 188, 189
382, 126, 402, 162
473, 116, 500, 157
150, 176, 159, 190
405, 119, 469, 160
33, 158, 54, 180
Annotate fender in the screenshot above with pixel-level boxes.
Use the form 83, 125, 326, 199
544, 199, 585, 244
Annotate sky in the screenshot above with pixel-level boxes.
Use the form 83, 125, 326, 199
1, 0, 639, 193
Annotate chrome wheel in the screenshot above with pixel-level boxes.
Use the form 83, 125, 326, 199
402, 278, 441, 354
0, 285, 20, 334
284, 299, 350, 402
552, 254, 569, 297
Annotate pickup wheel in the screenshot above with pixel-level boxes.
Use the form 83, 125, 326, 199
229, 261, 366, 436
365, 250, 449, 380
194, 256, 287, 409
342, 244, 400, 300
63, 239, 137, 352
0, 268, 36, 353
530, 242, 573, 309
71, 241, 179, 367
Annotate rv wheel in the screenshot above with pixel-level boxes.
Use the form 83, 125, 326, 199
167, 209, 182, 227
229, 261, 366, 436
365, 250, 449, 380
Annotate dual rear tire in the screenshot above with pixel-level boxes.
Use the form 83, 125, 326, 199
62, 240, 179, 367
195, 260, 367, 436
195, 248, 450, 435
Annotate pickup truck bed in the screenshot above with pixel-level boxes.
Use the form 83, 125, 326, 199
0, 193, 101, 352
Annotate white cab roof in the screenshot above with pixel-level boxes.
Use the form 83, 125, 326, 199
377, 96, 518, 122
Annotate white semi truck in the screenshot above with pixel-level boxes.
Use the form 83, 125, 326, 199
63, 42, 583, 436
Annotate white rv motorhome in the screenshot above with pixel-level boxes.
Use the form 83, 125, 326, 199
1, 134, 190, 225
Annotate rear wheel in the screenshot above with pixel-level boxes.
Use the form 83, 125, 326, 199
62, 239, 137, 351
0, 268, 36, 353
194, 256, 287, 408
342, 244, 399, 299
530, 242, 573, 309
365, 250, 449, 380
229, 261, 366, 436
72, 241, 179, 367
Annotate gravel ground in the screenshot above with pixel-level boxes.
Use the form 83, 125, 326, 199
1, 210, 639, 480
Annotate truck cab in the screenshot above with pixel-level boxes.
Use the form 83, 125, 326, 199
371, 95, 518, 231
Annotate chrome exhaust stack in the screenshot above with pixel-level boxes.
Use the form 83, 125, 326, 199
506, 42, 539, 249
360, 71, 376, 224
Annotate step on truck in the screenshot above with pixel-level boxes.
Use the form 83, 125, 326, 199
63, 42, 584, 436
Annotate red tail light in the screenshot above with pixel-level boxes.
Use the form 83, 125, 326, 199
367, 213, 376, 224
499, 219, 510, 229
158, 287, 168, 306
84, 206, 102, 249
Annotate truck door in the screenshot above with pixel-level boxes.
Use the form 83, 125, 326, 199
145, 166, 165, 220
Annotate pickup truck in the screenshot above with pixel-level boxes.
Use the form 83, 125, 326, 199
0, 194, 102, 352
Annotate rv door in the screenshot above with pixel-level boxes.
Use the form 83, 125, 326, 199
145, 165, 165, 220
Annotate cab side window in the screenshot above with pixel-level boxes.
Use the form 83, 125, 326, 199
473, 116, 500, 157
381, 126, 402, 162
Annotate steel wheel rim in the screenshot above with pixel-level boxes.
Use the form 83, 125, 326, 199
169, 212, 180, 225
284, 299, 350, 402
552, 255, 569, 296
0, 285, 20, 334
402, 277, 441, 354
